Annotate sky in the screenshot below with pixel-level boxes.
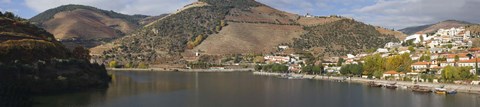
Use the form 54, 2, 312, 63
1, 0, 480, 29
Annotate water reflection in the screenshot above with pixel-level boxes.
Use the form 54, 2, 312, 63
33, 72, 480, 107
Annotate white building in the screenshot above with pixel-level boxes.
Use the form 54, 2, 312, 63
384, 42, 401, 48
411, 62, 430, 72
404, 34, 432, 44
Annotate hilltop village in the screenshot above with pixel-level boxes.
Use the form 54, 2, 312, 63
258, 26, 480, 84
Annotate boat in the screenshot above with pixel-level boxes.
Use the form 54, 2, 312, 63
384, 83, 398, 89
434, 88, 447, 94
434, 86, 457, 95
411, 85, 432, 93
368, 81, 382, 87
447, 90, 457, 94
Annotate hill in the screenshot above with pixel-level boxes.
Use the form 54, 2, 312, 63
400, 20, 473, 35
94, 0, 404, 65
30, 4, 149, 48
0, 12, 110, 103
293, 19, 400, 56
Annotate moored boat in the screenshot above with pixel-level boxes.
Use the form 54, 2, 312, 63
368, 81, 382, 87
412, 85, 432, 93
384, 83, 397, 89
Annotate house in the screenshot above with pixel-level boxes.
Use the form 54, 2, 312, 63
445, 53, 470, 62
404, 33, 430, 44
457, 58, 480, 68
382, 70, 405, 80
264, 55, 290, 63
384, 42, 401, 48
376, 48, 389, 53
429, 48, 444, 54
411, 62, 430, 72
278, 45, 289, 50
440, 61, 455, 67
411, 54, 421, 61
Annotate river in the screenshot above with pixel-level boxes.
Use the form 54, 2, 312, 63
33, 71, 480, 107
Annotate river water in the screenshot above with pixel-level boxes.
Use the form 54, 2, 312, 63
34, 71, 480, 107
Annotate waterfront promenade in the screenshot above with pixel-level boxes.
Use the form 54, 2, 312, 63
253, 72, 480, 94
107, 68, 254, 72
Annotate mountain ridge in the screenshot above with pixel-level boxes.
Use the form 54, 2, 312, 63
92, 0, 405, 65
400, 20, 473, 35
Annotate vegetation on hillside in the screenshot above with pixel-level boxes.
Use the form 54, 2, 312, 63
30, 4, 148, 26
293, 19, 400, 56
102, 2, 238, 64
0, 12, 111, 103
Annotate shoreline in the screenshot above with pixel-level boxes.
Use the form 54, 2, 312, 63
253, 72, 480, 94
107, 68, 254, 72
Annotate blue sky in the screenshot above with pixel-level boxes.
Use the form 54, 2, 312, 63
1, 0, 480, 29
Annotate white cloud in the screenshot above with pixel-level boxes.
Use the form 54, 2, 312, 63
350, 0, 480, 29
24, 0, 195, 16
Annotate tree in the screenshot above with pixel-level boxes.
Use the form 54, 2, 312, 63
419, 35, 424, 42
253, 56, 264, 63
362, 54, 385, 76
4, 11, 14, 19
0, 11, 3, 16
312, 65, 322, 74
138, 62, 149, 69
124, 62, 133, 68
337, 58, 345, 66
454, 55, 460, 62
72, 46, 91, 60
220, 20, 226, 27
340, 65, 350, 75
215, 26, 222, 33
373, 70, 384, 79
108, 61, 117, 68
408, 46, 415, 53
302, 65, 313, 73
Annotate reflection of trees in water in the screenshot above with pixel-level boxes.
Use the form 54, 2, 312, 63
35, 71, 192, 106
105, 72, 190, 99
0, 82, 33, 107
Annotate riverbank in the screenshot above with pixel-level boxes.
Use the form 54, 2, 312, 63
107, 68, 254, 72
253, 72, 480, 94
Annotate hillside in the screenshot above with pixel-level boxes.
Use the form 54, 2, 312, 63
30, 4, 149, 48
293, 19, 400, 57
400, 20, 472, 35
0, 12, 110, 99
94, 0, 403, 65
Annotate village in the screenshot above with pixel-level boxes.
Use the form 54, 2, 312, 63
260, 27, 480, 85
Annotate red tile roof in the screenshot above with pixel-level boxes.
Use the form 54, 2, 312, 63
458, 58, 480, 63
384, 70, 399, 74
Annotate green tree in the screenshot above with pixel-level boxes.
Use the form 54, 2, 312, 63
253, 56, 265, 63
124, 62, 133, 68
362, 54, 385, 76
454, 55, 460, 62
337, 58, 345, 66
138, 62, 149, 69
373, 70, 384, 79
340, 65, 350, 75
4, 11, 14, 19
408, 46, 415, 53
312, 66, 322, 74
108, 61, 117, 68
302, 65, 313, 73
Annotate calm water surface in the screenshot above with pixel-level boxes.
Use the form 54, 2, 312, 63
34, 71, 480, 107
